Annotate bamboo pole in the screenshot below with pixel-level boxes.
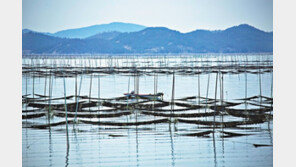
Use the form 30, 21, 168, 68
25, 74, 28, 96
198, 69, 201, 105
127, 77, 130, 108
219, 71, 222, 105
134, 72, 136, 94
75, 73, 77, 104
47, 70, 52, 125
48, 71, 51, 103
153, 73, 156, 109
135, 73, 138, 125
97, 75, 100, 111
74, 75, 83, 123
171, 72, 175, 114
220, 72, 224, 133
89, 74, 93, 112
259, 66, 262, 106
245, 67, 248, 112
213, 72, 218, 129
155, 73, 158, 95
63, 74, 70, 149
270, 71, 273, 109
32, 72, 35, 99
205, 70, 211, 117
44, 69, 47, 97
255, 57, 263, 107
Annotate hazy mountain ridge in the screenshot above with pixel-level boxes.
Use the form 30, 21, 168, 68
22, 24, 273, 54
51, 22, 146, 39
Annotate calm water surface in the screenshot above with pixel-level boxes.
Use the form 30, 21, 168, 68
22, 54, 273, 167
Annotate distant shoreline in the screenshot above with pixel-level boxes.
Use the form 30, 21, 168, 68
22, 52, 273, 58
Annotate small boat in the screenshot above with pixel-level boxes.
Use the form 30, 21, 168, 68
124, 91, 164, 100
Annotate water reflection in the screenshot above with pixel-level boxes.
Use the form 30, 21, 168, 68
64, 126, 70, 167
65, 141, 69, 167
22, 54, 273, 167
136, 125, 139, 167
169, 123, 175, 167
212, 131, 217, 167
48, 127, 53, 167
23, 119, 273, 166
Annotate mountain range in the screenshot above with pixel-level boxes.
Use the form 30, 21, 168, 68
23, 22, 146, 39
22, 22, 273, 54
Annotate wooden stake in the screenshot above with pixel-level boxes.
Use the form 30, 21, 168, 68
75, 73, 77, 104
74, 75, 83, 123
171, 72, 175, 114
213, 72, 218, 129
205, 71, 211, 115
89, 74, 93, 112
63, 75, 69, 143
98, 75, 100, 111
44, 69, 47, 97
198, 69, 201, 105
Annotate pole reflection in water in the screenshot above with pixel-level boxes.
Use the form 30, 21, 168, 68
65, 140, 69, 167
136, 124, 139, 167
73, 127, 82, 166
169, 122, 175, 167
48, 126, 53, 167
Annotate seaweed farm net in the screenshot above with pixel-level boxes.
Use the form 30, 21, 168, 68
22, 53, 273, 167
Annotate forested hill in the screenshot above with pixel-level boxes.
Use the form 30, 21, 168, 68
22, 24, 273, 54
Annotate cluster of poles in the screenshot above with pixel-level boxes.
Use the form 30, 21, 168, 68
23, 54, 273, 149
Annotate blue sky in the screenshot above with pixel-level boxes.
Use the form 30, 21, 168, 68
23, 0, 273, 33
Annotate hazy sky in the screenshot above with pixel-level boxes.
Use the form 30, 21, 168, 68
23, 0, 273, 33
